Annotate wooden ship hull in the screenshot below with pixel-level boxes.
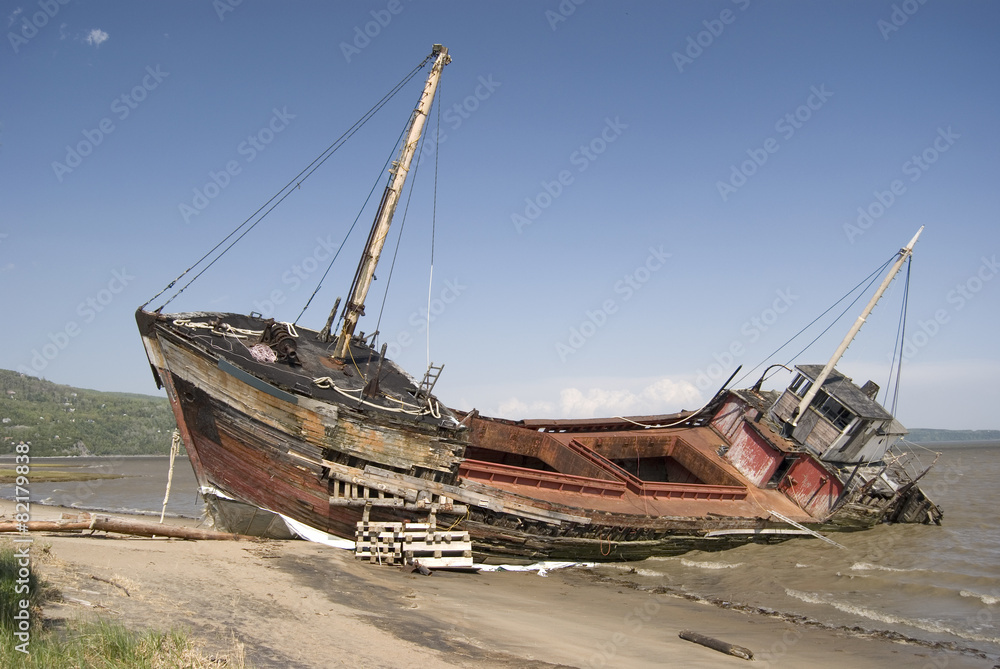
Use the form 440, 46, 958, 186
135, 45, 940, 563
135, 309, 940, 563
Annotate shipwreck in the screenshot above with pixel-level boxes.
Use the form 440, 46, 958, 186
136, 45, 940, 563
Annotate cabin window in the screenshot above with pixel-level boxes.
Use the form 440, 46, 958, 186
789, 374, 806, 394
813, 391, 854, 430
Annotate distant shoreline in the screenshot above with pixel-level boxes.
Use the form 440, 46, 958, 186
909, 439, 1000, 448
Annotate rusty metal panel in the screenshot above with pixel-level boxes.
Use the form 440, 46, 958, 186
725, 423, 783, 487
459, 460, 627, 498
669, 439, 745, 488
710, 397, 746, 439
780, 455, 843, 517
467, 417, 617, 480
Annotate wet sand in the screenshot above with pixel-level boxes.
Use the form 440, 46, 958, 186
2, 500, 993, 668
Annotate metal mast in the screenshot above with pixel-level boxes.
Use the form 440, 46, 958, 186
790, 226, 924, 427
333, 45, 451, 361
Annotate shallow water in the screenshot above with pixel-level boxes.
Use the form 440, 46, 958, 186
3, 443, 998, 658
0, 454, 203, 519
598, 442, 1000, 658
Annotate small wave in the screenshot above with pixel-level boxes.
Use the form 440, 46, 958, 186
67, 501, 197, 520
850, 561, 916, 573
603, 564, 668, 578
961, 590, 1000, 606
680, 558, 742, 570
785, 588, 1000, 646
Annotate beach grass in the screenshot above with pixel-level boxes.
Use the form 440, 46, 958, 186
0, 619, 251, 668
0, 544, 41, 630
0, 546, 251, 668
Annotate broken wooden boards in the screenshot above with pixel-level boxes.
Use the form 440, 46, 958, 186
356, 521, 473, 569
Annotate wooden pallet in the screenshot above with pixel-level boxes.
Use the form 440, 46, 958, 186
355, 521, 473, 569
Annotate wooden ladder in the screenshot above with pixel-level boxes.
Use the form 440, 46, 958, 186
416, 363, 444, 399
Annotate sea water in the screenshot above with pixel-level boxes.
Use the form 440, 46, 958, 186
4, 444, 998, 658
599, 442, 1000, 659
0, 454, 204, 519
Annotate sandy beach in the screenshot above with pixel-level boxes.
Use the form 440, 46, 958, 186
2, 499, 993, 669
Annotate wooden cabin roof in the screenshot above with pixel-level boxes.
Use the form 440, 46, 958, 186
795, 365, 895, 422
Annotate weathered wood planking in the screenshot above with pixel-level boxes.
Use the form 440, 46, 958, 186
156, 328, 464, 474
356, 521, 473, 568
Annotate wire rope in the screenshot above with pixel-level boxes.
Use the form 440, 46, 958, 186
733, 255, 896, 388
143, 57, 432, 312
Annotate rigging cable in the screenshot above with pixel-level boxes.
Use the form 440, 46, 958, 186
733, 255, 896, 388
142, 56, 433, 312
372, 93, 436, 343
426, 77, 442, 370
293, 116, 413, 326
884, 257, 912, 414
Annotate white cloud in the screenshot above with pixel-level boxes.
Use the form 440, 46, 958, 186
494, 397, 556, 418
560, 377, 702, 417
85, 28, 109, 47
490, 377, 703, 420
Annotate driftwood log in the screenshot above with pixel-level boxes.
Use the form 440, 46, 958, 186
678, 630, 754, 660
0, 514, 244, 541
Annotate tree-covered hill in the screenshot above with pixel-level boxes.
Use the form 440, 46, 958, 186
0, 369, 176, 456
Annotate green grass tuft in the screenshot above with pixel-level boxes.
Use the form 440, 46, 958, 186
0, 545, 250, 668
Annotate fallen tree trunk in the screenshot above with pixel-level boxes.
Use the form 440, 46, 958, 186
0, 515, 245, 541
678, 630, 754, 660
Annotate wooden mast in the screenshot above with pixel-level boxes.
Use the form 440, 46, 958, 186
333, 45, 451, 361
790, 226, 924, 427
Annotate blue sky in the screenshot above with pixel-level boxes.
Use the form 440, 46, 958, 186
2, 1, 997, 430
